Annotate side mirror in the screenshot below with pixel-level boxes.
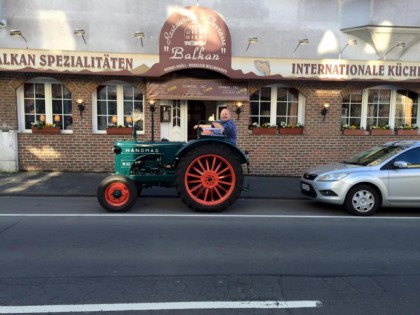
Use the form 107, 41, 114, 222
393, 161, 408, 169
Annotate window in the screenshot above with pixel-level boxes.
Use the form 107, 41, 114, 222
395, 90, 418, 128
276, 87, 299, 125
367, 88, 391, 128
51, 84, 73, 130
342, 87, 419, 130
250, 86, 305, 126
17, 78, 72, 132
94, 82, 144, 132
341, 90, 362, 127
395, 148, 420, 168
250, 87, 271, 125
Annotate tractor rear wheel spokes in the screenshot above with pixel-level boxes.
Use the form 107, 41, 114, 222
97, 175, 138, 212
176, 145, 243, 212
185, 154, 235, 205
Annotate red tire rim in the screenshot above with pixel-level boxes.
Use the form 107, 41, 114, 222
184, 154, 236, 206
104, 182, 131, 207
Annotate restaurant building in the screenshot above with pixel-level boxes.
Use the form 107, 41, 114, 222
1, 0, 420, 176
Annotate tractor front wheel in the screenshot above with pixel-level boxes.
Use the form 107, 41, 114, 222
97, 175, 138, 212
176, 144, 243, 212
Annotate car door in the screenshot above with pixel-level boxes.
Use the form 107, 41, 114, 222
387, 147, 420, 204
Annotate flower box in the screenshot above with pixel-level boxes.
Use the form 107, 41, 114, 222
106, 128, 132, 135
31, 127, 61, 134
278, 128, 303, 135
369, 129, 393, 136
342, 129, 366, 136
396, 129, 418, 136
252, 128, 277, 135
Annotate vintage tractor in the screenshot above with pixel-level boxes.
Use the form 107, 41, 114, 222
97, 126, 249, 213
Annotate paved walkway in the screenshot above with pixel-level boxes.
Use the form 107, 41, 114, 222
0, 172, 303, 199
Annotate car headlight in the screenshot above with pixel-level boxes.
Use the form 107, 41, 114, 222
317, 173, 349, 181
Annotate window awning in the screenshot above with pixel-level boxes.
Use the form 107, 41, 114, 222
341, 25, 420, 59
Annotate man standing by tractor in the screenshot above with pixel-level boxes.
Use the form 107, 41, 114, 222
211, 108, 237, 145
194, 108, 237, 145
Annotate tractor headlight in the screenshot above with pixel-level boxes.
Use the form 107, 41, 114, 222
317, 173, 348, 182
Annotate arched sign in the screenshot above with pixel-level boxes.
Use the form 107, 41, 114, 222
159, 6, 232, 76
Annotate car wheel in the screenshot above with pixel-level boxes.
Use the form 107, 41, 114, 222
344, 185, 379, 216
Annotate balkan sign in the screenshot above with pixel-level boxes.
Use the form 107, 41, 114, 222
158, 6, 232, 76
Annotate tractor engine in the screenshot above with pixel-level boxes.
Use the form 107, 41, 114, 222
131, 154, 166, 176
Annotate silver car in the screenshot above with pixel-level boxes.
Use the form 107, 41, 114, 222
301, 141, 420, 216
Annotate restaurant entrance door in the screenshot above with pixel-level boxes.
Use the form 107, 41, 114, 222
188, 100, 206, 141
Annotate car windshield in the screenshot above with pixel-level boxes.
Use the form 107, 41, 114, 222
344, 145, 407, 166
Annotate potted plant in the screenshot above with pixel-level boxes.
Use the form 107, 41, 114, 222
250, 122, 277, 135
395, 124, 418, 136
341, 124, 365, 136
31, 121, 61, 134
369, 125, 393, 136
278, 122, 304, 135
106, 124, 132, 135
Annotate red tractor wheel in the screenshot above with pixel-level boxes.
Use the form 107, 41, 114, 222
176, 144, 243, 212
97, 175, 138, 212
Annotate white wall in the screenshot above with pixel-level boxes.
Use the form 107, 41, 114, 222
0, 130, 18, 172
0, 0, 420, 60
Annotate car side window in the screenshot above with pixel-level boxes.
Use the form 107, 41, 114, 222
396, 148, 420, 168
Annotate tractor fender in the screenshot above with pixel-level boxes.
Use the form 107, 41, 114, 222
174, 138, 249, 167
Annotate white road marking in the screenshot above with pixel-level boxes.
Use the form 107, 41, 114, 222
0, 213, 419, 220
0, 300, 322, 314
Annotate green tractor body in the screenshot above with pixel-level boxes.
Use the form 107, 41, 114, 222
97, 130, 249, 213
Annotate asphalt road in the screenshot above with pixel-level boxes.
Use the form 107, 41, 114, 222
1, 196, 420, 314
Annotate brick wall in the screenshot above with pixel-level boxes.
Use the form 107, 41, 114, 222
0, 73, 19, 131
238, 80, 420, 176
2, 73, 420, 176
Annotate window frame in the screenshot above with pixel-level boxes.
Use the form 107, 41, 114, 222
92, 81, 145, 134
342, 86, 419, 130
17, 77, 73, 134
250, 85, 305, 127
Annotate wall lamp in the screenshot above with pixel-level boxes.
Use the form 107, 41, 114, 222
339, 39, 357, 59
134, 31, 145, 47
149, 99, 156, 111
293, 38, 309, 58
246, 37, 258, 52
74, 29, 86, 44
383, 42, 405, 60
76, 98, 85, 118
148, 100, 156, 142
10, 30, 28, 48
321, 103, 330, 121
235, 102, 243, 120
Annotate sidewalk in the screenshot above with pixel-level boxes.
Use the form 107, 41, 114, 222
0, 172, 303, 199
